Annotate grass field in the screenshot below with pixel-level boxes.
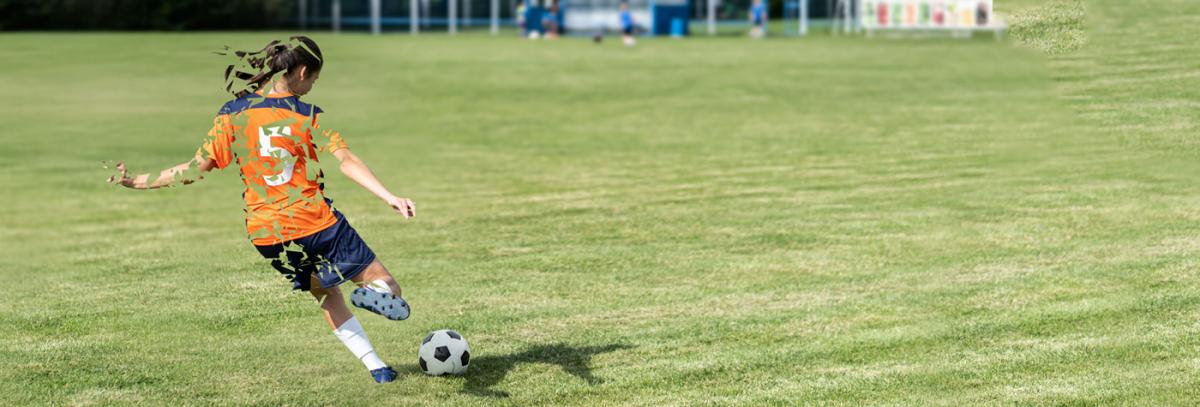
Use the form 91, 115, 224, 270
4, 0, 1200, 404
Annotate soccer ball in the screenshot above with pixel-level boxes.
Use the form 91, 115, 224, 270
418, 329, 470, 376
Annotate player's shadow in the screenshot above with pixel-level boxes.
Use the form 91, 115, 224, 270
461, 342, 633, 398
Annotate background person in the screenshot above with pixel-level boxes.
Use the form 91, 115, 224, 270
749, 0, 767, 38
620, 2, 636, 46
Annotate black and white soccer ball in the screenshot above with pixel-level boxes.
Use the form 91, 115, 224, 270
418, 329, 470, 376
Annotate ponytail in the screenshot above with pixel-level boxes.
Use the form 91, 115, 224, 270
219, 36, 324, 98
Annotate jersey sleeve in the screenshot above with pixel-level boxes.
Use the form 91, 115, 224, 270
198, 114, 235, 169
312, 112, 348, 153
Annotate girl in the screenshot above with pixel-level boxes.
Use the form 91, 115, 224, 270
108, 36, 414, 384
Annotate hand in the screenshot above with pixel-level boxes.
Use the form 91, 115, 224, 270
386, 196, 416, 218
106, 161, 139, 189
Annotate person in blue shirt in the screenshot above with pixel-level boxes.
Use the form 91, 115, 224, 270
543, 0, 561, 39
749, 0, 767, 38
619, 2, 636, 46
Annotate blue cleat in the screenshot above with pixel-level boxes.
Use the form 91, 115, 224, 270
371, 366, 398, 383
351, 287, 411, 321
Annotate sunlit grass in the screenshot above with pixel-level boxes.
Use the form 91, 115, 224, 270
2, 1, 1199, 403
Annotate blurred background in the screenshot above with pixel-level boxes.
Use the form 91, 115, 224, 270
0, 0, 992, 37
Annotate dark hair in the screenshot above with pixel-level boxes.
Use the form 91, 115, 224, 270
221, 36, 323, 97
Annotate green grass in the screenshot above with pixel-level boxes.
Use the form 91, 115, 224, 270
1008, 0, 1086, 54
3, 1, 1200, 404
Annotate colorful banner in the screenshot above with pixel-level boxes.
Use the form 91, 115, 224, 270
861, 0, 993, 29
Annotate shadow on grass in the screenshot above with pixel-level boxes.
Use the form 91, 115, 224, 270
461, 342, 634, 398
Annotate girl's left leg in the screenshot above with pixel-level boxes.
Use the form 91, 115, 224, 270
313, 274, 397, 382
310, 276, 353, 329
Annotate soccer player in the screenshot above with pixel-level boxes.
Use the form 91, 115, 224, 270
619, 2, 636, 47
543, 0, 561, 39
749, 0, 767, 39
108, 36, 413, 384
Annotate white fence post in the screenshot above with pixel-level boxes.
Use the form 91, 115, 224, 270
491, 0, 500, 34
843, 0, 852, 34
450, 0, 458, 34
707, 0, 716, 35
799, 0, 807, 35
411, 0, 420, 33
332, 0, 342, 32
370, 0, 381, 35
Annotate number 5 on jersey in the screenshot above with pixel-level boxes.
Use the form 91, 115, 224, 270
259, 126, 295, 186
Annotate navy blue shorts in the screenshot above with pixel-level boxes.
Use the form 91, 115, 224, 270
254, 210, 377, 291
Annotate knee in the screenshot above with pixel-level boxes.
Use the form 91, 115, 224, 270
372, 266, 402, 295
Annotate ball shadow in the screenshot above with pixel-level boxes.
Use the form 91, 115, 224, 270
459, 342, 634, 398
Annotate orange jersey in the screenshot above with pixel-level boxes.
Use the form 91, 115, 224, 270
200, 91, 347, 246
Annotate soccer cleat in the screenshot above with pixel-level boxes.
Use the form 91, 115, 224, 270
370, 366, 398, 383
351, 287, 411, 321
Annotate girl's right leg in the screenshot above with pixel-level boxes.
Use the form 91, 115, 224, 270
348, 259, 411, 321
351, 259, 401, 295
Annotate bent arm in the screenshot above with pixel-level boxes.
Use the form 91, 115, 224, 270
111, 155, 216, 190
333, 148, 415, 218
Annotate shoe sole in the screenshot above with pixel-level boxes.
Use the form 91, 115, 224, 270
351, 288, 411, 321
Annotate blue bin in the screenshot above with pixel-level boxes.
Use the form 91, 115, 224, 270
670, 18, 685, 37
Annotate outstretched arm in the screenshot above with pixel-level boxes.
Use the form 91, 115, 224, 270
332, 148, 416, 218
108, 155, 217, 190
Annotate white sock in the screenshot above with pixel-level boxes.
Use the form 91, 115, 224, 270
333, 317, 388, 371
365, 279, 392, 295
